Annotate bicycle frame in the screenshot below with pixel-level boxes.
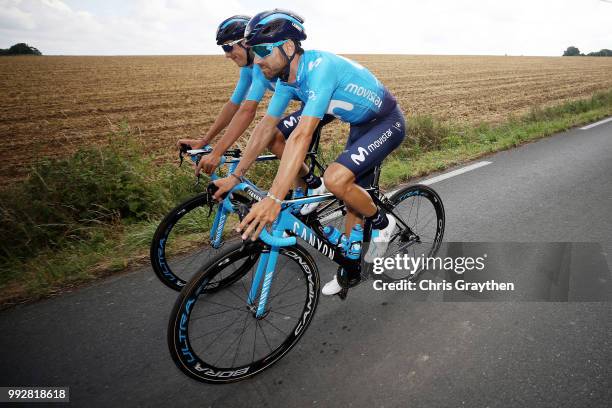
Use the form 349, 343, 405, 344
206, 155, 276, 248
219, 180, 372, 317
216, 160, 422, 315
187, 126, 329, 249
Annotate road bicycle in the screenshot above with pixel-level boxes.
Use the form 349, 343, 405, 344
150, 128, 340, 291
167, 160, 445, 383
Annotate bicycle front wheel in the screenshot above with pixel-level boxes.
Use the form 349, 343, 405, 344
168, 241, 320, 383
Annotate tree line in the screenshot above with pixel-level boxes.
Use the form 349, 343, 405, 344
563, 46, 612, 57
0, 43, 42, 56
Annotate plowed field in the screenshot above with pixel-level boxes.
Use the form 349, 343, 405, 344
1, 54, 611, 184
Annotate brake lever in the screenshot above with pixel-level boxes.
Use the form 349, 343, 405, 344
179, 143, 192, 167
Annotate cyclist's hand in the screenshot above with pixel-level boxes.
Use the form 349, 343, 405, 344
211, 176, 239, 201
237, 197, 281, 241
197, 152, 222, 176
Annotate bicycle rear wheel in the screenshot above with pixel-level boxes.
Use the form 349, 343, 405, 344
168, 241, 320, 383
378, 184, 445, 281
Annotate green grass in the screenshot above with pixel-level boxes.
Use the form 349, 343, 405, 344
1, 90, 611, 306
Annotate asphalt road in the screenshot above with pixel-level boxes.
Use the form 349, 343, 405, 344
1, 119, 611, 407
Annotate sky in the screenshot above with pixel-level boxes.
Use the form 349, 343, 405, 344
0, 0, 611, 56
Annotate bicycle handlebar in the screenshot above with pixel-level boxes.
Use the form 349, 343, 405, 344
258, 229, 296, 247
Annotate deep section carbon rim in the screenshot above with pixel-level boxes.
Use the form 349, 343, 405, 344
150, 193, 243, 291
380, 184, 445, 281
168, 242, 320, 383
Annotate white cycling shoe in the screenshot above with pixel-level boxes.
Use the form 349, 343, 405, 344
300, 180, 327, 215
322, 275, 343, 296
364, 214, 397, 263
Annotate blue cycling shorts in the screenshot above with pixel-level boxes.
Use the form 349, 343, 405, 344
276, 106, 335, 148
335, 104, 406, 187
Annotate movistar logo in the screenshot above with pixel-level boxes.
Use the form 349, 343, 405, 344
308, 57, 322, 71
283, 115, 300, 128
351, 147, 368, 165
326, 100, 354, 118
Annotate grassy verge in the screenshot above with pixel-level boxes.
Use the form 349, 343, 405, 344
1, 90, 611, 307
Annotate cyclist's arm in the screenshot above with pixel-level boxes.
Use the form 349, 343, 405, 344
209, 66, 269, 157
197, 67, 253, 146
231, 84, 293, 176
198, 101, 241, 146
209, 100, 258, 157
268, 116, 321, 200
232, 114, 281, 177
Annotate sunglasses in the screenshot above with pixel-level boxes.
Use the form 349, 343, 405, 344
251, 40, 288, 59
221, 38, 244, 52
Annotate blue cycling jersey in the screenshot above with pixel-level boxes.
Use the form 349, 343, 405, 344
267, 50, 395, 125
229, 65, 276, 105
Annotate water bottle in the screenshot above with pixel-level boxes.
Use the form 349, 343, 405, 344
323, 226, 345, 246
345, 224, 363, 260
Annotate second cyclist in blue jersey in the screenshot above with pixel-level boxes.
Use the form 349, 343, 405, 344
215, 10, 406, 295
177, 15, 329, 208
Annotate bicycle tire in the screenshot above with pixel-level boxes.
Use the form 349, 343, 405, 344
379, 184, 445, 281
150, 193, 243, 291
168, 241, 320, 383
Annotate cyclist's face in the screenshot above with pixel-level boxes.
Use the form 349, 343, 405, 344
254, 44, 286, 80
224, 41, 247, 67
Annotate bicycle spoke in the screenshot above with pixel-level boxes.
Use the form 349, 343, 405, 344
252, 319, 258, 362
267, 282, 303, 304
201, 313, 247, 351
198, 298, 247, 311
190, 306, 249, 322
231, 314, 253, 367
414, 197, 421, 229
261, 316, 289, 336
225, 286, 248, 304
190, 317, 247, 341
213, 312, 251, 366
257, 320, 274, 353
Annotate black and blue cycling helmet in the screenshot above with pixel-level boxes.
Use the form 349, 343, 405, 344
216, 15, 251, 45
244, 9, 306, 46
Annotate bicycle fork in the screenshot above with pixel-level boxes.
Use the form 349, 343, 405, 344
246, 222, 285, 319
207, 159, 236, 249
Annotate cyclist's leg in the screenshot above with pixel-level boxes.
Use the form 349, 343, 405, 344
268, 128, 308, 189
322, 106, 406, 293
275, 106, 335, 212
324, 106, 405, 211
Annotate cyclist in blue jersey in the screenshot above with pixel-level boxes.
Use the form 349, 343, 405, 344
223, 10, 406, 295
177, 15, 329, 207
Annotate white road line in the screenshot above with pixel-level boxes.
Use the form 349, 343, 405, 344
580, 117, 612, 130
420, 161, 492, 185
385, 161, 492, 197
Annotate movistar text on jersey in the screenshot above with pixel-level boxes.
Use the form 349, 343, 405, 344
344, 83, 382, 108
